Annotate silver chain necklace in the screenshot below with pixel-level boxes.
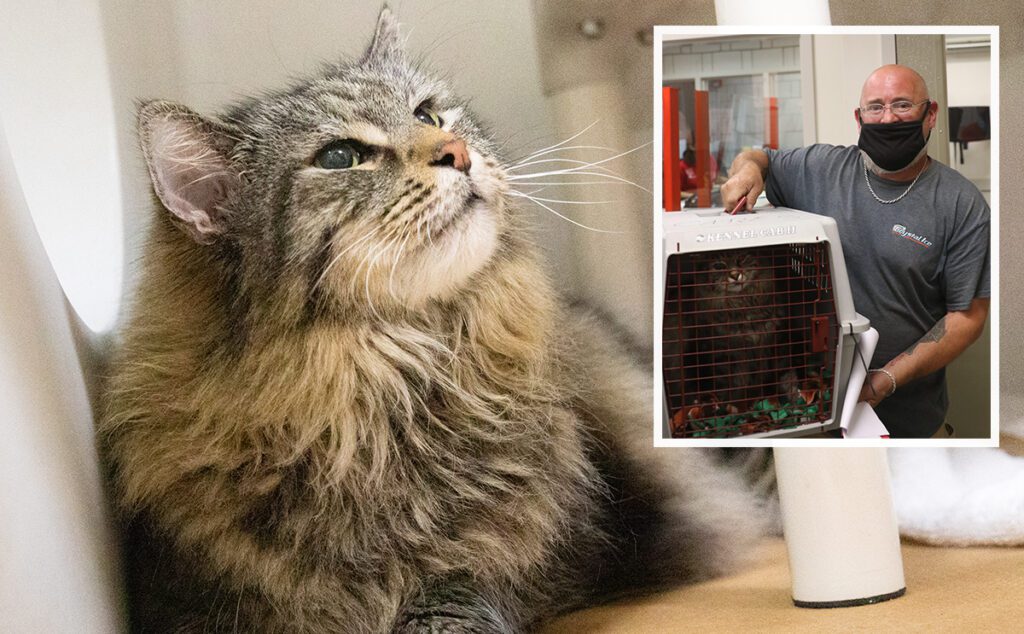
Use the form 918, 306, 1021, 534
863, 160, 925, 204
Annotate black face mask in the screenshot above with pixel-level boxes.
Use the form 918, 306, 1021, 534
857, 105, 930, 172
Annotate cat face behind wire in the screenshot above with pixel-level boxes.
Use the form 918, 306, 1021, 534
694, 252, 773, 301
137, 12, 508, 324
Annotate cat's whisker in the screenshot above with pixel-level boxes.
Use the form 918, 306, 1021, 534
509, 120, 600, 163
509, 180, 642, 187
508, 170, 651, 193
513, 143, 620, 162
510, 142, 650, 176
355, 229, 401, 320
508, 192, 619, 206
310, 227, 379, 298
365, 233, 400, 317
508, 165, 625, 183
413, 23, 480, 66
388, 230, 413, 301
506, 157, 626, 173
507, 144, 619, 168
514, 186, 551, 197
343, 221, 401, 303
513, 193, 625, 234
423, 198, 438, 248
398, 193, 433, 249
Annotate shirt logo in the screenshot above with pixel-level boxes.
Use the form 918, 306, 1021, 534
892, 224, 933, 249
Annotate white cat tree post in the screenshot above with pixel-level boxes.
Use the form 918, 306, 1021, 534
774, 449, 906, 606
712, 0, 907, 606
0, 1, 126, 629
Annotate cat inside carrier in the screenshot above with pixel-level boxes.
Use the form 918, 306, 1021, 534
662, 207, 869, 438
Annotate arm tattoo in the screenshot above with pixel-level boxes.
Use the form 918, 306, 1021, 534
905, 316, 947, 356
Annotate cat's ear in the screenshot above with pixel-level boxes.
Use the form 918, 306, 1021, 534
137, 100, 239, 245
361, 6, 405, 65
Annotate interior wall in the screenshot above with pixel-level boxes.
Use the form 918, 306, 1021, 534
810, 34, 888, 145
945, 45, 992, 195
942, 41, 993, 437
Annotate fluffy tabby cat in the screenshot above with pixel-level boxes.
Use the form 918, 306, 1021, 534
102, 9, 770, 632
690, 251, 783, 408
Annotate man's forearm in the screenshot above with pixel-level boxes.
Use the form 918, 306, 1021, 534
882, 298, 989, 390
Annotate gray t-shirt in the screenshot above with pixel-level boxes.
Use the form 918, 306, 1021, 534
764, 144, 990, 437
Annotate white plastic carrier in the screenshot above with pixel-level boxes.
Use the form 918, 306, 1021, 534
662, 206, 871, 439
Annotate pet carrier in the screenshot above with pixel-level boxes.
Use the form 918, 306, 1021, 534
662, 206, 870, 438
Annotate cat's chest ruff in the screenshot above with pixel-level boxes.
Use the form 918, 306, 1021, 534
299, 322, 536, 425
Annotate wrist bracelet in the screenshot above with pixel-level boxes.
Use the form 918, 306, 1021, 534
869, 368, 897, 397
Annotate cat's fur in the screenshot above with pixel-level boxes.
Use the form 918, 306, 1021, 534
102, 9, 769, 632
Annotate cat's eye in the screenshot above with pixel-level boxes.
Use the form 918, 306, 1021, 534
414, 105, 443, 128
710, 261, 727, 270
314, 140, 362, 170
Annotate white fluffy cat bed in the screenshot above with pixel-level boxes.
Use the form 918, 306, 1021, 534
889, 431, 1024, 547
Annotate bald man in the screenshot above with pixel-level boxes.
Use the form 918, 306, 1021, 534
721, 64, 990, 438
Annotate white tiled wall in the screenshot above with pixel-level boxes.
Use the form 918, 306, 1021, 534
663, 36, 800, 81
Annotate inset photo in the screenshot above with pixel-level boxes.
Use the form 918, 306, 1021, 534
655, 28, 997, 443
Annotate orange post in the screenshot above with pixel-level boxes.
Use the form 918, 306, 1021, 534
662, 87, 680, 211
766, 96, 779, 150
694, 90, 711, 208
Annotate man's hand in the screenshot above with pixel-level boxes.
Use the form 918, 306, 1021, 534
859, 370, 894, 408
721, 149, 769, 212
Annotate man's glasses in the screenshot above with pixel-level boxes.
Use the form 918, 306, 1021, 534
859, 99, 931, 121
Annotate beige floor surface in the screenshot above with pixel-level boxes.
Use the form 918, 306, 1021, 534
543, 538, 1024, 632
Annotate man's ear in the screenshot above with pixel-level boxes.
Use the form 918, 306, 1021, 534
137, 100, 239, 244
360, 5, 405, 66
925, 100, 939, 132
853, 108, 863, 130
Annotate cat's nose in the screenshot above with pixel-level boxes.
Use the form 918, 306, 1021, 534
431, 139, 471, 174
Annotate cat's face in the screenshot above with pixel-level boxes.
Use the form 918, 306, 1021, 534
137, 9, 508, 319
699, 252, 768, 295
